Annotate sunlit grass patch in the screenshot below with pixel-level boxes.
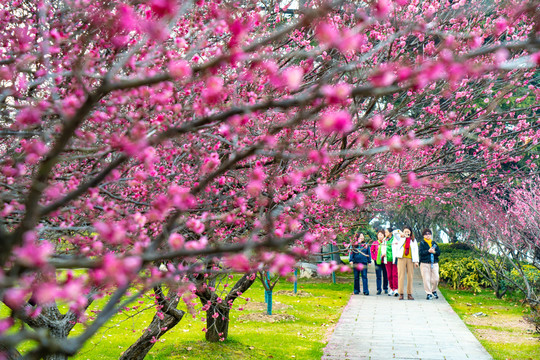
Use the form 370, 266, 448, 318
441, 285, 539, 360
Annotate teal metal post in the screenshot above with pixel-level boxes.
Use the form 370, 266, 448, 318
331, 244, 339, 284
267, 291, 272, 315
294, 268, 298, 294
263, 272, 269, 303
264, 271, 272, 315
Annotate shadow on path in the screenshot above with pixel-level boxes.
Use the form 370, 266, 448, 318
322, 264, 492, 360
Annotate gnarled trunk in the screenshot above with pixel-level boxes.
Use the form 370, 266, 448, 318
0, 344, 21, 360
196, 272, 256, 343
120, 286, 184, 360
205, 304, 230, 342
24, 305, 79, 360
45, 352, 69, 360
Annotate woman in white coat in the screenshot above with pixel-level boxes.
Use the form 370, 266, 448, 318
395, 226, 419, 300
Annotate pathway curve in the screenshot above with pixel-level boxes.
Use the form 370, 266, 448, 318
322, 264, 492, 360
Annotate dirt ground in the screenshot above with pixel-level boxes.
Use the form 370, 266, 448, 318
242, 301, 291, 312
238, 313, 296, 323
464, 313, 538, 344
473, 328, 538, 344
465, 315, 535, 332
273, 290, 313, 297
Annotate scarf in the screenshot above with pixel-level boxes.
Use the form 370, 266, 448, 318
376, 240, 383, 264
425, 237, 435, 266
404, 237, 411, 256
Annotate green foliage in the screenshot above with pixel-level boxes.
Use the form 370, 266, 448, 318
439, 243, 498, 292
337, 225, 376, 244
511, 265, 540, 291
439, 242, 475, 252
439, 256, 491, 292
438, 243, 540, 303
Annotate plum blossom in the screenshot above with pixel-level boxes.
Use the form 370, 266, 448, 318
308, 149, 329, 165
247, 167, 266, 197
370, 68, 397, 87
169, 60, 192, 80
315, 185, 339, 201
13, 231, 53, 268
368, 114, 384, 130
201, 152, 221, 174
384, 173, 402, 188
0, 318, 14, 335
321, 83, 352, 104
150, 0, 177, 18
494, 17, 508, 36
319, 111, 353, 134
282, 66, 304, 91
15, 107, 41, 127
201, 77, 224, 105
223, 254, 251, 272
33, 283, 60, 305
317, 261, 339, 275
95, 254, 142, 287
169, 185, 196, 210
184, 236, 208, 250
94, 221, 127, 245
315, 22, 339, 46
374, 0, 392, 17
268, 253, 296, 276
186, 218, 205, 234
407, 172, 421, 188
168, 233, 185, 250
2, 288, 27, 310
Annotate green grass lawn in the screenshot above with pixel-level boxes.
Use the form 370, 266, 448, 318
440, 285, 540, 360
1, 274, 351, 360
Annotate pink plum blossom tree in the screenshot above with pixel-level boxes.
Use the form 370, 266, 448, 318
0, 0, 539, 358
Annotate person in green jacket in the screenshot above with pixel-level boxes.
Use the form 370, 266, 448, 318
384, 227, 399, 297
384, 227, 398, 296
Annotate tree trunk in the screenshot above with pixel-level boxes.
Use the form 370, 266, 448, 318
120, 286, 184, 360
23, 305, 78, 360
195, 272, 257, 343
44, 352, 68, 360
0, 344, 21, 360
119, 307, 184, 360
205, 304, 230, 342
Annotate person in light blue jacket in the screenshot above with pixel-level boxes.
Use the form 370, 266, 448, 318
349, 233, 371, 295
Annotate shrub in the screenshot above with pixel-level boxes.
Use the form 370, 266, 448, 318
439, 256, 491, 292
512, 264, 540, 290
445, 242, 475, 251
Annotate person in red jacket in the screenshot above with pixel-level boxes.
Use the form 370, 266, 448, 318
384, 227, 399, 297
371, 230, 389, 295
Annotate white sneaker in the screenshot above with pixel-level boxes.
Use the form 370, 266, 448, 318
388, 290, 394, 296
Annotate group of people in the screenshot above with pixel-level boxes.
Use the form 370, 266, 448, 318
348, 227, 441, 300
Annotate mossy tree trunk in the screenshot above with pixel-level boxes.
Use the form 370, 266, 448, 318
120, 286, 185, 360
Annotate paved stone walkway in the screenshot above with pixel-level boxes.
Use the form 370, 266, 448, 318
322, 264, 492, 360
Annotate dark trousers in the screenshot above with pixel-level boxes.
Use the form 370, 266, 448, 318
353, 265, 369, 294
375, 264, 388, 292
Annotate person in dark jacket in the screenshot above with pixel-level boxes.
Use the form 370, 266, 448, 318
418, 228, 441, 300
349, 233, 371, 295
